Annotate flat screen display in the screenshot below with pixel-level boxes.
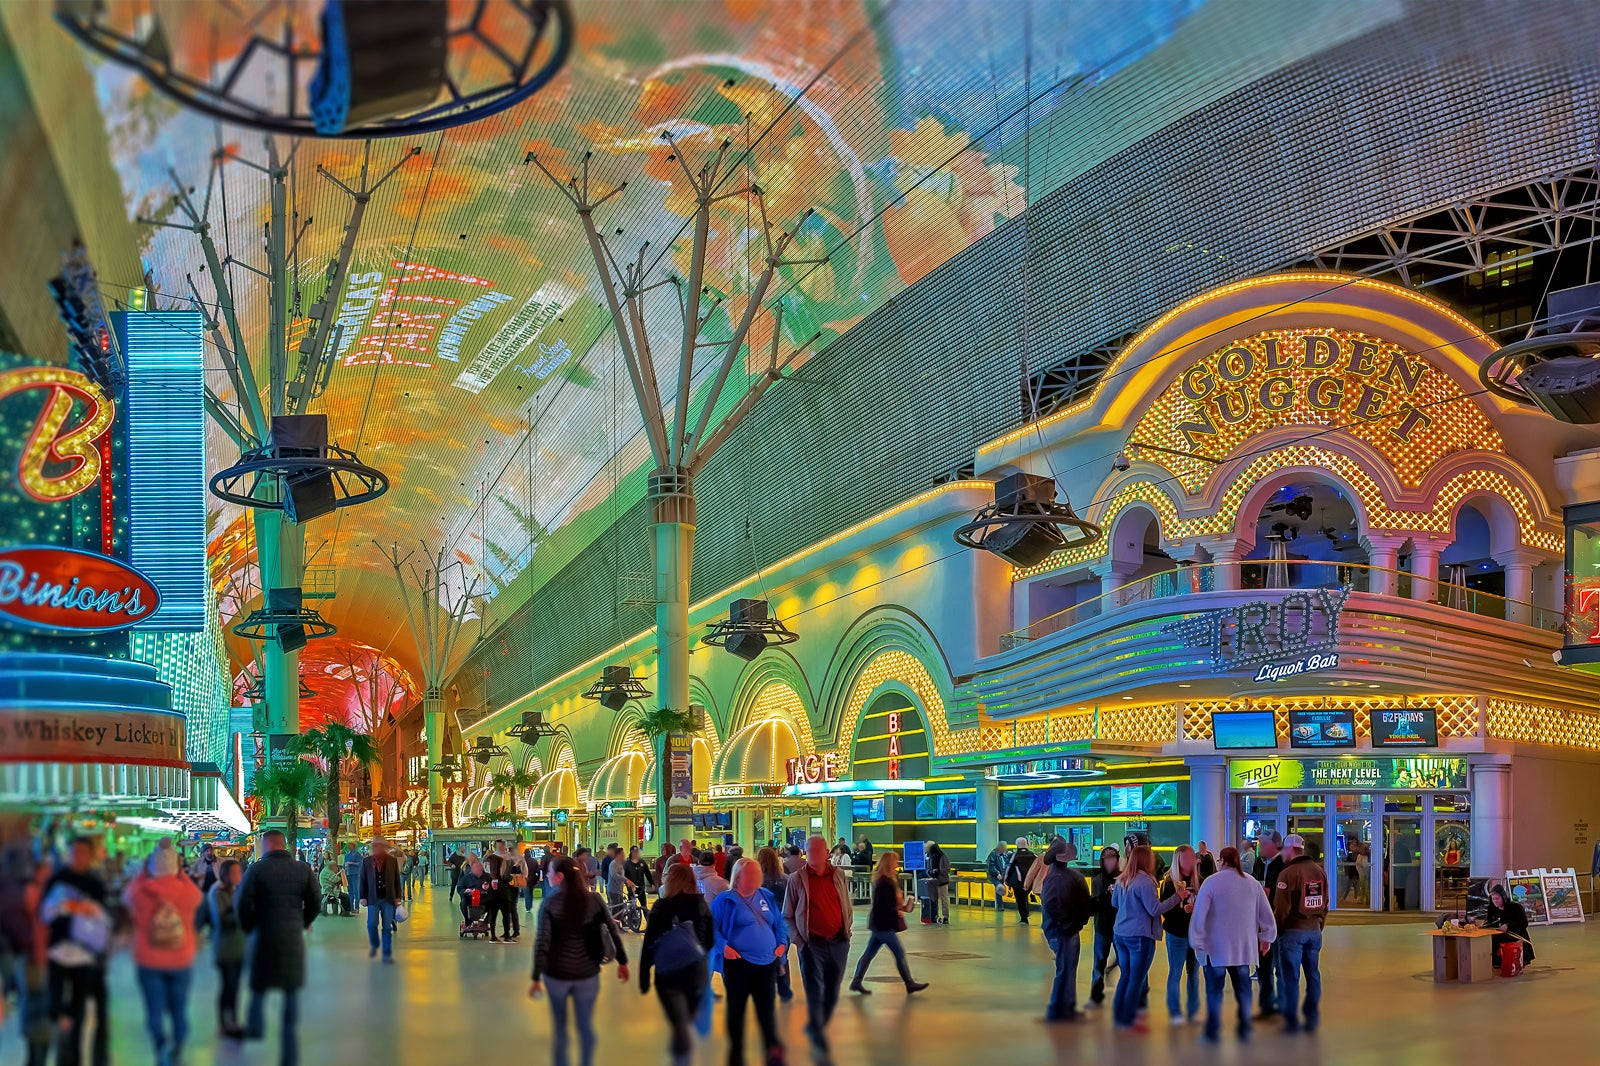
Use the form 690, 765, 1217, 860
1370, 708, 1438, 748
1212, 711, 1278, 750
1109, 786, 1144, 814
1288, 708, 1356, 749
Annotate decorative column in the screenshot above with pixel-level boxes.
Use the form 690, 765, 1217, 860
1409, 536, 1443, 602
975, 779, 1000, 863
1469, 758, 1512, 878
1183, 536, 1251, 591
1495, 548, 1540, 625
1360, 533, 1408, 597
1187, 756, 1229, 855
1090, 559, 1138, 607
651, 468, 695, 843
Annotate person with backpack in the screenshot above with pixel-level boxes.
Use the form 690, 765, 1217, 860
124, 844, 204, 1065
1003, 838, 1037, 925
529, 856, 629, 1066
640, 863, 714, 1066
1270, 834, 1328, 1033
713, 857, 790, 1066
208, 859, 248, 1039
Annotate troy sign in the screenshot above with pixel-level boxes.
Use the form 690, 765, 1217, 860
786, 752, 840, 786
1164, 586, 1348, 675
0, 546, 159, 633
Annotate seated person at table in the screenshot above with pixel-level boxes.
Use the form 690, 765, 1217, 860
1486, 883, 1534, 965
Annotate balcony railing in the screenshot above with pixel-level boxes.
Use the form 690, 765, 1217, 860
1002, 559, 1562, 649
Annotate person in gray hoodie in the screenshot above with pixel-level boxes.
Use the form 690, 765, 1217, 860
1189, 846, 1276, 1043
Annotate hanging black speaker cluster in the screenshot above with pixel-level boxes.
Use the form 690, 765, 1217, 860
954, 473, 1101, 567
210, 414, 389, 524
703, 598, 798, 661
232, 586, 336, 651
582, 666, 651, 711
467, 735, 509, 765
506, 710, 558, 742
1481, 284, 1600, 423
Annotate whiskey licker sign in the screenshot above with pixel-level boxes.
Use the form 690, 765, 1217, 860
0, 708, 186, 767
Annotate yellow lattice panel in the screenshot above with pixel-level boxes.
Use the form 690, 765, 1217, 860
1487, 700, 1600, 751
837, 650, 961, 756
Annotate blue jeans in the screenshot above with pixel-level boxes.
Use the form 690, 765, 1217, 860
1277, 928, 1323, 1029
1044, 930, 1081, 1019
1111, 935, 1155, 1027
1089, 928, 1114, 1002
851, 930, 914, 987
245, 988, 299, 1066
544, 974, 599, 1066
1257, 938, 1278, 1013
367, 899, 397, 957
1164, 933, 1199, 1019
1202, 962, 1253, 1041
135, 966, 190, 1059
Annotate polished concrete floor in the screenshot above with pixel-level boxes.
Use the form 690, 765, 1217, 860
12, 884, 1600, 1065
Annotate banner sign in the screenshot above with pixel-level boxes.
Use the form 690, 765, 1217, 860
667, 732, 694, 818
1228, 756, 1467, 792
1370, 707, 1438, 747
0, 546, 159, 633
1288, 708, 1355, 749
0, 707, 185, 766
1505, 871, 1550, 924
1511, 867, 1586, 924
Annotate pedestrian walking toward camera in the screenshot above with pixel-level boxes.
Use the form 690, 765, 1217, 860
236, 830, 320, 1066
208, 859, 247, 1039
641, 863, 714, 1066
41, 836, 113, 1066
849, 850, 927, 995
124, 844, 203, 1066
1110, 845, 1185, 1032
358, 838, 403, 963
1039, 838, 1092, 1022
1189, 845, 1275, 1043
1087, 845, 1120, 1008
784, 835, 853, 1062
985, 840, 1010, 914
714, 858, 789, 1066
1160, 845, 1201, 1025
530, 856, 629, 1066
1271, 834, 1328, 1033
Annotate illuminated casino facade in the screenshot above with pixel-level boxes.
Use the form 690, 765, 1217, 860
430, 272, 1600, 912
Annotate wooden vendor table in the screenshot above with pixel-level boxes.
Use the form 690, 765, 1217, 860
1429, 927, 1496, 983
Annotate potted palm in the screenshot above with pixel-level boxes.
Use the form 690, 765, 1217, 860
487, 767, 540, 840
289, 723, 379, 855
250, 759, 326, 847
635, 706, 698, 840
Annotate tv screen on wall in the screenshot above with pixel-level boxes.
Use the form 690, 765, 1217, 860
1370, 708, 1438, 747
1212, 711, 1278, 749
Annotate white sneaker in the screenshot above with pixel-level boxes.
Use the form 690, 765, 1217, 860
1170, 1017, 1186, 1028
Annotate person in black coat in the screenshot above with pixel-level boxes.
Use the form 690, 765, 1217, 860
236, 830, 320, 1066
1003, 838, 1038, 925
639, 863, 715, 1066
1089, 845, 1120, 1006
1040, 839, 1094, 1021
1487, 883, 1535, 965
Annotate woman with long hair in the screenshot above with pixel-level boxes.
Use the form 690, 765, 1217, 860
847, 851, 929, 995
640, 863, 714, 1066
529, 856, 629, 1066
1159, 845, 1201, 1025
1110, 845, 1185, 1031
755, 847, 794, 1001
711, 857, 789, 1066
1189, 846, 1276, 1043
207, 858, 247, 1039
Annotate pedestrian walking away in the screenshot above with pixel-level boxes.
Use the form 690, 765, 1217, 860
1038, 837, 1092, 1023
1189, 845, 1277, 1044
1251, 831, 1285, 1019
529, 856, 630, 1066
208, 859, 248, 1039
1003, 838, 1037, 925
714, 858, 790, 1066
1109, 844, 1186, 1031
985, 840, 1010, 915
783, 835, 853, 1061
236, 830, 321, 1066
640, 863, 714, 1066
125, 844, 203, 1066
41, 836, 113, 1066
849, 850, 928, 996
924, 842, 951, 924
1271, 834, 1328, 1033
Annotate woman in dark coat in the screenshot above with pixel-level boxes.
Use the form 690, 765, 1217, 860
236, 833, 320, 1065
1486, 883, 1534, 964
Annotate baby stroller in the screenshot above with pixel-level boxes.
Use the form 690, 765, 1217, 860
459, 889, 490, 939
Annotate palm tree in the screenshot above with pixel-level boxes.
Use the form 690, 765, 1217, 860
289, 723, 379, 855
636, 706, 698, 836
250, 759, 326, 846
487, 767, 539, 840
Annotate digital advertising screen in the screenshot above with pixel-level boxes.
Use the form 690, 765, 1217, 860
1212, 710, 1278, 750
1370, 708, 1438, 748
1288, 708, 1356, 749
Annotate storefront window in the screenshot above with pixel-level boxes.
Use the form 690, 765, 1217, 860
852, 797, 886, 822
1434, 817, 1471, 912
1333, 793, 1373, 813
1432, 792, 1471, 813
1384, 793, 1423, 814
1565, 505, 1600, 647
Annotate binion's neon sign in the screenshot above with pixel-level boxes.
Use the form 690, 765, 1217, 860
0, 366, 114, 502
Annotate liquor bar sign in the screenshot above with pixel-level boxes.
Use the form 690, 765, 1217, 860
1164, 586, 1347, 679
0, 546, 160, 633
0, 708, 185, 767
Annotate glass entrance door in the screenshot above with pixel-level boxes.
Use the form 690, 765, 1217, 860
1335, 816, 1373, 908
1384, 816, 1423, 911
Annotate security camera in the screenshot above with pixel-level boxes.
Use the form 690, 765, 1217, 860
1113, 450, 1131, 472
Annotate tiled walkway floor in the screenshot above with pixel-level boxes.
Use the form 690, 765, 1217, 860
12, 885, 1600, 1065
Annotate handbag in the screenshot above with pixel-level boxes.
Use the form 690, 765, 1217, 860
394, 903, 409, 924
653, 915, 708, 975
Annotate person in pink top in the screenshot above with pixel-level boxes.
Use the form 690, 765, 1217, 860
124, 845, 204, 1066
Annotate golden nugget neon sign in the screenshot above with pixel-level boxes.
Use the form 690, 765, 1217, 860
0, 366, 114, 502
